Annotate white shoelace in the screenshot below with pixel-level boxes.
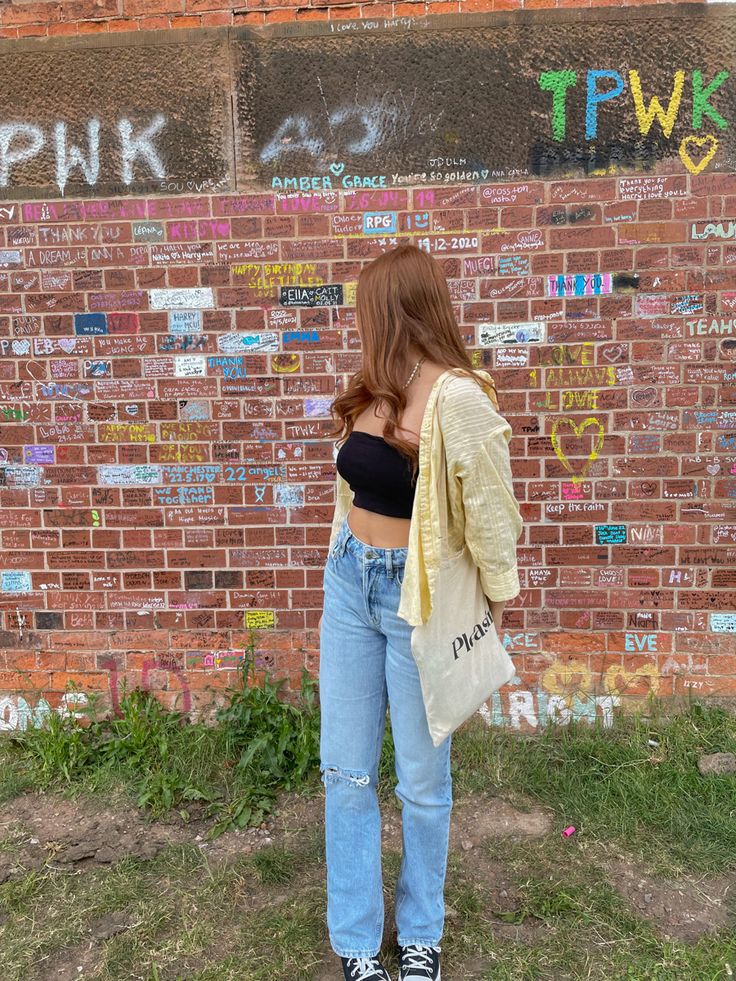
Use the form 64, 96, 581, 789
402, 944, 437, 974
349, 957, 385, 980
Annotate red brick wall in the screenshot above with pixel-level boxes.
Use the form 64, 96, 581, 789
1, 1, 735, 734
0, 0, 706, 39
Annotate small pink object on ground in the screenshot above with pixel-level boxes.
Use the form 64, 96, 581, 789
562, 826, 576, 838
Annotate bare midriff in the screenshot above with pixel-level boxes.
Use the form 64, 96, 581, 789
346, 507, 414, 550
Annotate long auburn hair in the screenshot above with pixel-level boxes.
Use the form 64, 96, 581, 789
328, 244, 497, 480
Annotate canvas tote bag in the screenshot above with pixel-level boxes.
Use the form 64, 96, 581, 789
410, 380, 516, 747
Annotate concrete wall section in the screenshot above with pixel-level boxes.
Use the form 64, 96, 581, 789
0, 30, 233, 199
1, 7, 735, 199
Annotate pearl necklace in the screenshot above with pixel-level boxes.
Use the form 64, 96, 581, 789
403, 355, 426, 389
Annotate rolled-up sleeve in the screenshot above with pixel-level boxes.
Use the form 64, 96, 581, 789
456, 422, 523, 603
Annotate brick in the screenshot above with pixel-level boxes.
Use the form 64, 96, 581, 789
391, 2, 425, 14
201, 10, 233, 24
550, 180, 616, 203
618, 223, 687, 245
499, 206, 534, 228
233, 10, 266, 22
541, 205, 602, 227
549, 226, 615, 249
170, 14, 201, 27
123, 0, 182, 13
62, 0, 120, 20
18, 23, 51, 36
185, 0, 243, 9
48, 22, 79, 35
483, 229, 545, 253
264, 7, 298, 20
49, 672, 110, 692
1, 3, 63, 26
426, 1, 458, 11
137, 14, 170, 28
109, 17, 140, 30
638, 200, 673, 222
690, 174, 736, 197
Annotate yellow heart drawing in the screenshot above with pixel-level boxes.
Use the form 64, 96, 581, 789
541, 658, 592, 696
604, 664, 660, 697
679, 134, 718, 176
550, 416, 605, 485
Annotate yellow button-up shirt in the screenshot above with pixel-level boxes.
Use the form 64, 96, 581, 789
328, 368, 523, 627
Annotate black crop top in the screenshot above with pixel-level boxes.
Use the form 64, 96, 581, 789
335, 431, 417, 519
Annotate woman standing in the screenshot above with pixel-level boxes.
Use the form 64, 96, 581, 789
319, 245, 522, 981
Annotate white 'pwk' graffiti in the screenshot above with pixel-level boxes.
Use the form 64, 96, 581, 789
0, 115, 167, 194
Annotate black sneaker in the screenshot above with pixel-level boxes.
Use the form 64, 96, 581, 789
341, 955, 392, 980
399, 944, 441, 980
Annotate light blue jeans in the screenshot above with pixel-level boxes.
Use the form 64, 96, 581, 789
319, 514, 453, 959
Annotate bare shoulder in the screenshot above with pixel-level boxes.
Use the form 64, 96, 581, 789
423, 361, 454, 387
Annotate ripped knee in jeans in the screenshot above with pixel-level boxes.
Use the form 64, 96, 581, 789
320, 763, 371, 788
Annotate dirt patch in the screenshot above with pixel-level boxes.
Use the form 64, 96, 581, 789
456, 851, 547, 947
604, 857, 736, 942
27, 913, 140, 981
0, 794, 170, 882
261, 788, 324, 845
0, 787, 551, 885
447, 798, 554, 948
5, 790, 327, 981
450, 796, 555, 850
461, 954, 503, 979
35, 937, 105, 981
0, 791, 285, 884
35, 914, 142, 980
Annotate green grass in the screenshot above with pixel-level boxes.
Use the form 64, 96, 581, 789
0, 839, 327, 980
439, 833, 736, 981
252, 845, 299, 884
452, 701, 736, 875
5, 828, 731, 980
0, 680, 735, 979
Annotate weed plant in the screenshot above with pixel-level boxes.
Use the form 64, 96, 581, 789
210, 646, 320, 834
